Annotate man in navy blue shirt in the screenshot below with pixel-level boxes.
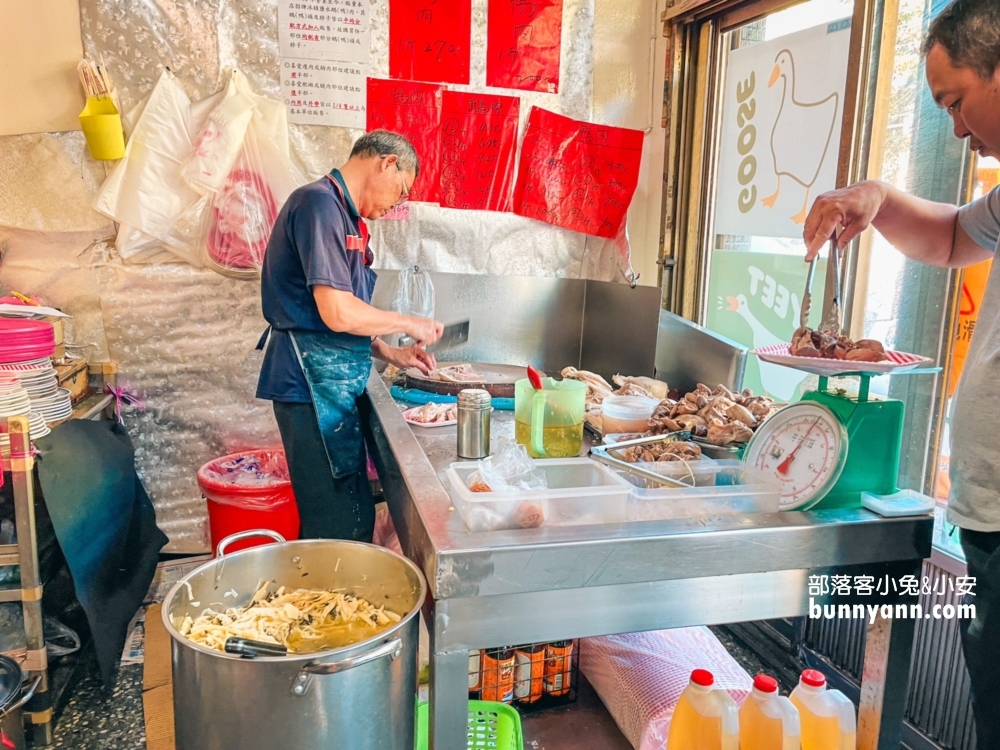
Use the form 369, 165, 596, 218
257, 130, 442, 542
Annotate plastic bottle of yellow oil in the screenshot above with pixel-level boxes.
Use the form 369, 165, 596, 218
789, 670, 856, 750
666, 669, 739, 750
739, 674, 800, 749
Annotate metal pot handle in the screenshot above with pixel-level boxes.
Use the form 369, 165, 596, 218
290, 638, 402, 696
215, 529, 286, 558
0, 675, 41, 719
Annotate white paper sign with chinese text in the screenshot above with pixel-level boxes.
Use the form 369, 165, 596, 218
280, 59, 366, 129
715, 19, 852, 239
278, 0, 371, 64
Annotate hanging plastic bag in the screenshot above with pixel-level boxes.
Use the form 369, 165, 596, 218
93, 69, 206, 267
199, 119, 307, 278
181, 76, 256, 196
394, 266, 435, 320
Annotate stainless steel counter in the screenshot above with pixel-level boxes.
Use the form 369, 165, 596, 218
367, 371, 933, 750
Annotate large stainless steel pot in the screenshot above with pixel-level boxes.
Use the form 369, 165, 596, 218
162, 530, 426, 750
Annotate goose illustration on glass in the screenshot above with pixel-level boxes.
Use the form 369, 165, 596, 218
761, 49, 840, 225
713, 19, 851, 239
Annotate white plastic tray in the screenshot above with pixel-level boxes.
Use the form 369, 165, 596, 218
615, 459, 781, 522
446, 458, 631, 532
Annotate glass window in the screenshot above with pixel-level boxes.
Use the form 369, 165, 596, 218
703, 0, 853, 403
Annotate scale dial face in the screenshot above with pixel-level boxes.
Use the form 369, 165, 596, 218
743, 402, 848, 511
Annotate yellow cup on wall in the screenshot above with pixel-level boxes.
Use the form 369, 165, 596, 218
78, 96, 125, 160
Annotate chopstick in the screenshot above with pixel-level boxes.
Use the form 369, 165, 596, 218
77, 59, 113, 99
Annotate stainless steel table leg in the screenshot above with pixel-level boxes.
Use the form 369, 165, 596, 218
857, 568, 920, 750
428, 647, 469, 750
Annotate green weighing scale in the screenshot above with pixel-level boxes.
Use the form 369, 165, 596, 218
743, 239, 936, 511
743, 370, 925, 511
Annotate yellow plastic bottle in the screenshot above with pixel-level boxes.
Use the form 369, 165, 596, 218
789, 670, 856, 750
667, 669, 739, 750
739, 674, 801, 750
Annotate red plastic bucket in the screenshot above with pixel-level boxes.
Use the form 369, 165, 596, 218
197, 449, 300, 554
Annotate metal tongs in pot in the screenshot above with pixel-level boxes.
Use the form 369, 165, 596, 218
225, 637, 289, 659
591, 433, 697, 489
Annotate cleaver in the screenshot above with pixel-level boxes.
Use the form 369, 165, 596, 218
400, 320, 470, 352
428, 320, 470, 353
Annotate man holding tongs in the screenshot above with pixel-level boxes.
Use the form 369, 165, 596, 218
802, 2, 1000, 747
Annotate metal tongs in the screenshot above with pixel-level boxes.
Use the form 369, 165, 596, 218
225, 637, 289, 659
801, 236, 843, 335
591, 433, 696, 489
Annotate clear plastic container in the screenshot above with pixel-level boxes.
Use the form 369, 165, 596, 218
618, 460, 780, 522
739, 674, 800, 750
601, 396, 659, 435
790, 670, 856, 750
447, 458, 631, 532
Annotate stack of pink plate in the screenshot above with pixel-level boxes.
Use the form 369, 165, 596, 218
0, 374, 50, 452
0, 320, 56, 364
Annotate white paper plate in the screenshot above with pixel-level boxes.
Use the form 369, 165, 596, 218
753, 344, 934, 377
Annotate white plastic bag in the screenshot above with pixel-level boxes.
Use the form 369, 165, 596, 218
93, 69, 206, 266
181, 76, 256, 196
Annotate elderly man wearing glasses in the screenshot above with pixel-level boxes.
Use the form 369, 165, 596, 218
255, 129, 443, 543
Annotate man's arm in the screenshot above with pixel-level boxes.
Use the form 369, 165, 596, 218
313, 286, 443, 345
804, 181, 992, 268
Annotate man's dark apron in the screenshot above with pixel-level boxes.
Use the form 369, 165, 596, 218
258, 174, 378, 538
288, 331, 372, 481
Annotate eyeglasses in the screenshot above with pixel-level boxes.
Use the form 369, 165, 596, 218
394, 162, 411, 207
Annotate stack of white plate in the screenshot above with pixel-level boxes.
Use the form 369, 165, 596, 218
14, 365, 71, 425
0, 375, 50, 451
29, 388, 72, 425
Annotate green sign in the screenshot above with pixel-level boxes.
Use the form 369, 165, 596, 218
705, 250, 827, 402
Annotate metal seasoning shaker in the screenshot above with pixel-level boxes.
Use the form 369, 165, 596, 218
457, 389, 491, 459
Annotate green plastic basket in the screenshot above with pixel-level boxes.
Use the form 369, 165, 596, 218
416, 700, 523, 750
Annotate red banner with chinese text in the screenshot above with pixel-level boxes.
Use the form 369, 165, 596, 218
513, 107, 644, 238
389, 0, 472, 85
440, 91, 519, 211
487, 0, 562, 93
366, 78, 444, 204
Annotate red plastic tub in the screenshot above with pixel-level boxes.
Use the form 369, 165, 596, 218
197, 449, 300, 554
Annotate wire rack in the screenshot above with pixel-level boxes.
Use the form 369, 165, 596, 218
467, 640, 580, 714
